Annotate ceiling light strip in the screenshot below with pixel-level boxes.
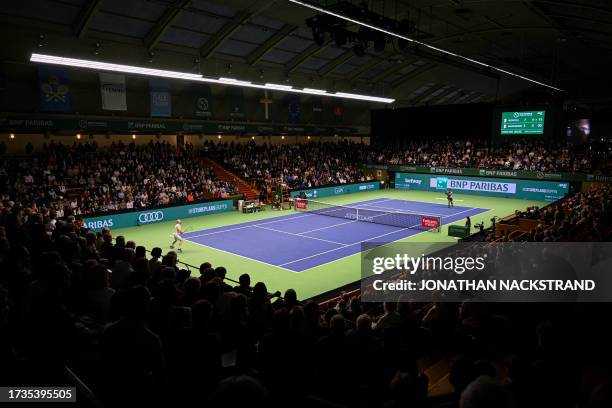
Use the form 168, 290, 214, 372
30, 53, 394, 103
288, 0, 563, 92
31, 53, 203, 80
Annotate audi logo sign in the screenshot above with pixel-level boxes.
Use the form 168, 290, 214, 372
138, 211, 164, 224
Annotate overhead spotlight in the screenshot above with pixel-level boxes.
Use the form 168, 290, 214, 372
398, 18, 412, 35
281, 135, 285, 140
37, 33, 45, 48
334, 29, 347, 46
373, 32, 386, 52
132, 134, 136, 140
94, 42, 101, 56
217, 135, 222, 139
251, 136, 255, 140
10, 133, 15, 139
307, 135, 311, 139
357, 26, 371, 45
307, 15, 327, 46
313, 29, 325, 46
353, 42, 365, 57
76, 133, 81, 140
289, 0, 563, 91
148, 51, 155, 63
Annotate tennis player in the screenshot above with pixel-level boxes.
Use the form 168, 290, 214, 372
446, 189, 454, 208
170, 219, 184, 253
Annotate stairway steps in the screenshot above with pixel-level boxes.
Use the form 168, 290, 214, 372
202, 157, 259, 200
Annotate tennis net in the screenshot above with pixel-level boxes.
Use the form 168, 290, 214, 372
293, 199, 441, 232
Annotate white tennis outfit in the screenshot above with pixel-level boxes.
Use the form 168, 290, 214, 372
174, 223, 183, 240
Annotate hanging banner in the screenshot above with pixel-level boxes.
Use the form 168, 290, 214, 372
194, 84, 212, 118
258, 90, 273, 121
333, 101, 344, 123
287, 93, 301, 124
149, 78, 171, 117
312, 96, 323, 121
227, 87, 245, 119
38, 66, 72, 113
99, 73, 127, 111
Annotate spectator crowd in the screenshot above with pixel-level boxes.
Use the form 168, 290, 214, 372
207, 141, 371, 191
0, 138, 601, 219
490, 184, 612, 242
0, 140, 237, 217
0, 138, 611, 407
1, 187, 610, 408
363, 139, 593, 173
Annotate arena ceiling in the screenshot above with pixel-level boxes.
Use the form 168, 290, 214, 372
0, 0, 610, 106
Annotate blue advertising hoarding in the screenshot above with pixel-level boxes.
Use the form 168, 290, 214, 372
395, 172, 568, 202
290, 181, 380, 199
83, 200, 233, 231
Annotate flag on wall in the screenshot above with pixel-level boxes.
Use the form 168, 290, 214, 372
311, 96, 323, 122
99, 73, 127, 111
38, 66, 72, 112
287, 94, 301, 124
258, 90, 273, 121
194, 85, 213, 118
149, 78, 171, 117
227, 87, 245, 119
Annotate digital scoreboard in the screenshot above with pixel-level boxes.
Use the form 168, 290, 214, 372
500, 110, 545, 135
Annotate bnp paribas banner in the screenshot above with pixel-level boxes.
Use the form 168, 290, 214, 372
290, 181, 380, 199
395, 172, 568, 202
83, 200, 233, 231
363, 164, 612, 184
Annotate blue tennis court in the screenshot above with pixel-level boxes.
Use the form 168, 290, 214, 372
183, 198, 490, 272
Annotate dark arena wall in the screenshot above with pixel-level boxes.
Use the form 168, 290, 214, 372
371, 103, 494, 144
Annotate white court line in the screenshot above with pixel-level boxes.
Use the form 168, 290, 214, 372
363, 202, 484, 218
358, 202, 482, 218
185, 213, 313, 239
298, 219, 358, 234
184, 237, 300, 273
359, 197, 395, 205
278, 224, 416, 267
358, 202, 460, 217
278, 206, 492, 269
254, 225, 349, 246
186, 198, 490, 272
306, 207, 496, 271
186, 198, 393, 239
442, 207, 484, 218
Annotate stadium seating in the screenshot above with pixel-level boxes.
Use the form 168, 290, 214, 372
3, 138, 602, 218
1, 139, 611, 408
